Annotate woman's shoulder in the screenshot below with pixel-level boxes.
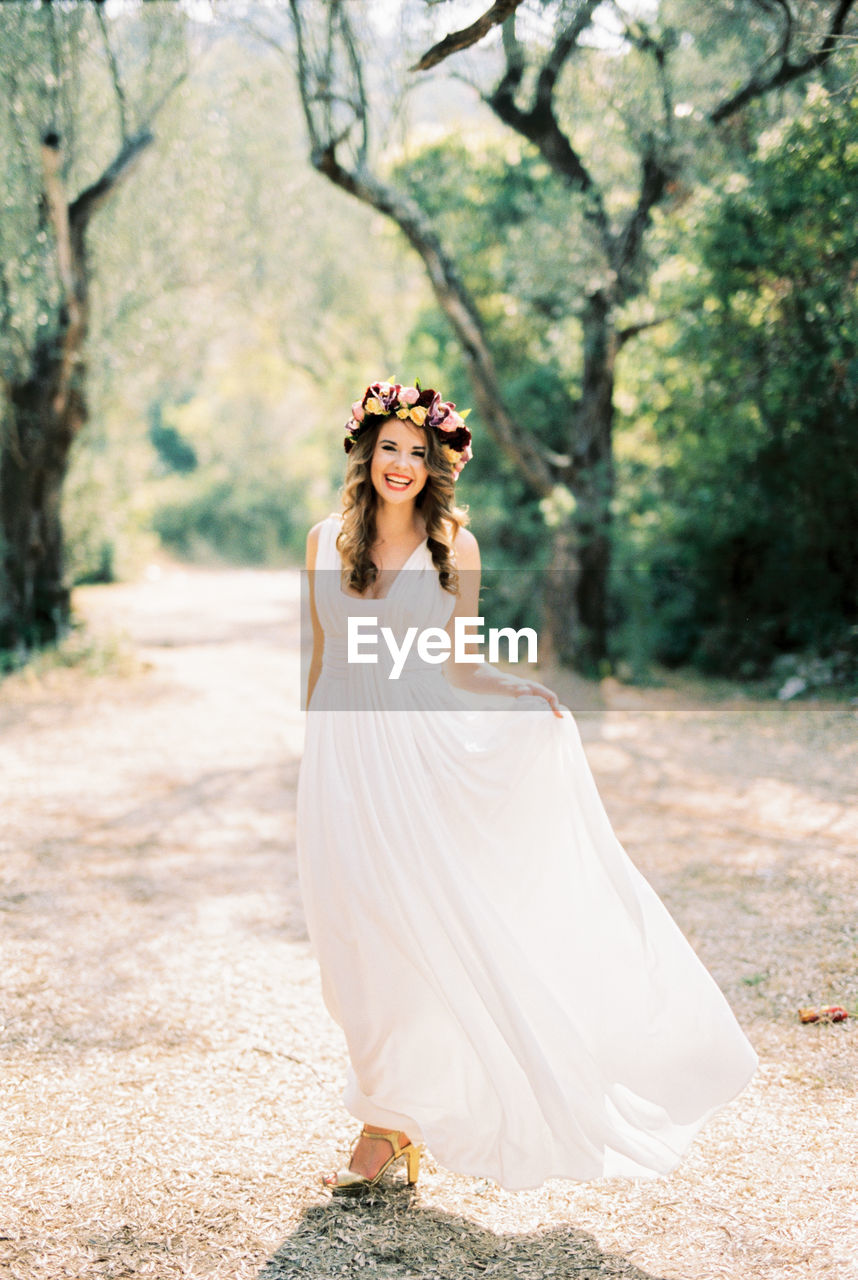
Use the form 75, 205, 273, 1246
452, 523, 477, 549
307, 512, 342, 540
306, 513, 342, 564
450, 522, 479, 567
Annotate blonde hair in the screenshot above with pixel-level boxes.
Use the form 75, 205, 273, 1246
337, 418, 468, 595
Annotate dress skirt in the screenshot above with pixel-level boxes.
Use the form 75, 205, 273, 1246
295, 514, 757, 1190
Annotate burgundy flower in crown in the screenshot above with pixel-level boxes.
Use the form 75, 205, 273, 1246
344, 378, 473, 477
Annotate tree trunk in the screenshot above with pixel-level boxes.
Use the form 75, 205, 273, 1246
0, 129, 151, 656
0, 331, 85, 650
287, 0, 636, 669
0, 140, 88, 654
545, 514, 612, 671
312, 143, 618, 666
545, 291, 615, 670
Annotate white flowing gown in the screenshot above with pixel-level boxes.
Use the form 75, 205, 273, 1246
296, 514, 757, 1190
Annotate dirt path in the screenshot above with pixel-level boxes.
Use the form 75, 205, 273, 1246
1, 564, 856, 1280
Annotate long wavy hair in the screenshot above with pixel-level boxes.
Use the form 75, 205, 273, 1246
337, 417, 469, 595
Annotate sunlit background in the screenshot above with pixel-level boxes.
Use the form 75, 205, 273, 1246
2, 8, 858, 1280
1, 0, 857, 687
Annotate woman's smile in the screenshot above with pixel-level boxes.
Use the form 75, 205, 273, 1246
370, 419, 428, 502
383, 472, 414, 491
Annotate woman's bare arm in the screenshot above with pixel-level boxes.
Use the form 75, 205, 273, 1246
305, 523, 325, 710
443, 529, 563, 717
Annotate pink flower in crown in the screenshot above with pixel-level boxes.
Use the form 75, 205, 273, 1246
344, 377, 473, 476
371, 381, 401, 413
423, 391, 442, 422
432, 402, 460, 434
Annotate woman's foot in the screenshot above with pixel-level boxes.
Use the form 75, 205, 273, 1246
323, 1125, 415, 1188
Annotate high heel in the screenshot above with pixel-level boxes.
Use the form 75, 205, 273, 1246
323, 1126, 422, 1194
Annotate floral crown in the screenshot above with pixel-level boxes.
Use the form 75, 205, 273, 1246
344, 378, 473, 477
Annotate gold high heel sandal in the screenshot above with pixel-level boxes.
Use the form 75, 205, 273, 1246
323, 1126, 422, 1193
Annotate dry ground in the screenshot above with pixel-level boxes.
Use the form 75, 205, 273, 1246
1, 561, 856, 1280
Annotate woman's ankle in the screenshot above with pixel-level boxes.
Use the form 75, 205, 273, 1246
362, 1125, 409, 1142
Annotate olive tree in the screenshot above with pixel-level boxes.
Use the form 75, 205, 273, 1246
0, 1, 189, 651
285, 0, 857, 668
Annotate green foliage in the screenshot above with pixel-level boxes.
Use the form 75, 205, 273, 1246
141, 340, 329, 566
0, 3, 189, 386
63, 32, 432, 579
0, 619, 138, 680
395, 137, 583, 592
7, 1, 856, 687
618, 89, 858, 679
148, 403, 198, 474
399, 136, 592, 404
151, 472, 309, 565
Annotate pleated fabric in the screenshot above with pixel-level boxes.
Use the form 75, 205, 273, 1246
296, 514, 756, 1189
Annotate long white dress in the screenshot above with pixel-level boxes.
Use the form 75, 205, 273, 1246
296, 514, 757, 1190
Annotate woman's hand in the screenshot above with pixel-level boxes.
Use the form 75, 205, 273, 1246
511, 677, 565, 719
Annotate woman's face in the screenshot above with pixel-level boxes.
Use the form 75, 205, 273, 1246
369, 418, 429, 505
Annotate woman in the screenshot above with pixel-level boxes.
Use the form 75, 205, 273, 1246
297, 379, 757, 1195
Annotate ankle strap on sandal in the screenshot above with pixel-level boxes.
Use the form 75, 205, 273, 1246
360, 1126, 409, 1156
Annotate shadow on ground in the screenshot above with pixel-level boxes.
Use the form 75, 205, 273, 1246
261, 1193, 666, 1280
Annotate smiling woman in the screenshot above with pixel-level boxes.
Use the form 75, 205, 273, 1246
371, 419, 428, 500
295, 378, 757, 1196
335, 380, 471, 602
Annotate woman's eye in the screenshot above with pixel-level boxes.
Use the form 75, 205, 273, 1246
380, 443, 424, 458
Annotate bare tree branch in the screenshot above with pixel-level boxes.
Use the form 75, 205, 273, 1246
289, 0, 321, 150
490, 9, 525, 112
288, 0, 554, 494
614, 144, 673, 286
768, 0, 795, 65
45, 1, 63, 131
535, 0, 600, 111
488, 6, 613, 256
314, 145, 555, 495
604, 11, 678, 286
236, 16, 291, 60
411, 0, 525, 72
142, 64, 191, 127
612, 6, 675, 130
95, 2, 129, 143
710, 0, 856, 123
70, 128, 154, 227
616, 312, 680, 347
337, 0, 369, 167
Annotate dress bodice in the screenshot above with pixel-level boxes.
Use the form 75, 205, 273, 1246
311, 514, 459, 708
